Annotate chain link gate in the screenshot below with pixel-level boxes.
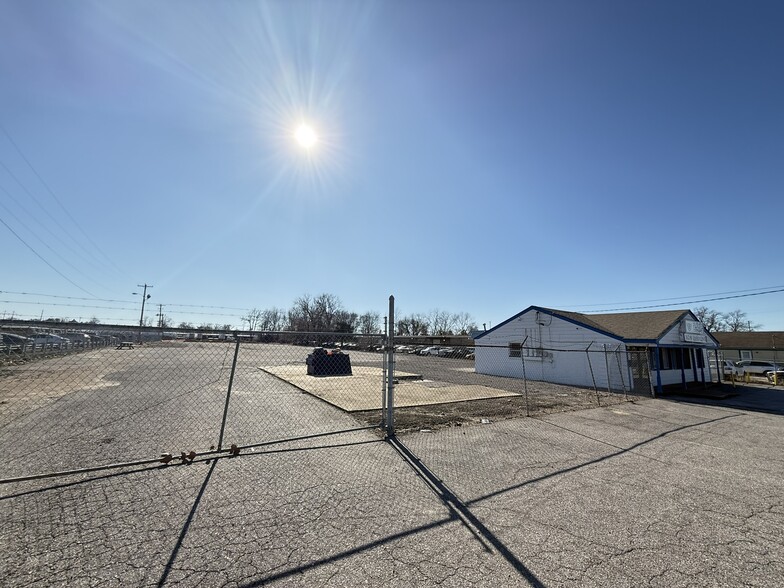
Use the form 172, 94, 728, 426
0, 323, 390, 484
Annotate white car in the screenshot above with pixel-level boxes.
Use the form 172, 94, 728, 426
709, 359, 736, 376
31, 334, 70, 348
419, 346, 441, 356
734, 360, 784, 378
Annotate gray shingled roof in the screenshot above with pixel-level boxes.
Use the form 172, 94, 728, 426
540, 307, 690, 341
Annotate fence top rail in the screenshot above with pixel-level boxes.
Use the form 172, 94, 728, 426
473, 342, 657, 352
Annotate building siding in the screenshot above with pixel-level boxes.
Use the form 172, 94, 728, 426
475, 310, 625, 389
476, 308, 717, 390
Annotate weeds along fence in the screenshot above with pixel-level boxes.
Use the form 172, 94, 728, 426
0, 328, 387, 482
387, 338, 653, 432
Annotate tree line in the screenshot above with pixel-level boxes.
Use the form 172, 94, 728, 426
693, 306, 760, 332
233, 293, 478, 336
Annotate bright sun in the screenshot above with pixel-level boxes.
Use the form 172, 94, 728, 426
295, 124, 317, 148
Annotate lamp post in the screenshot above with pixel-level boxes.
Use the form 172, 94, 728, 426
133, 283, 153, 344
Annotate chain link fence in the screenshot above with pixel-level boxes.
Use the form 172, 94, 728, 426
1, 304, 667, 480
376, 337, 654, 434
0, 328, 386, 481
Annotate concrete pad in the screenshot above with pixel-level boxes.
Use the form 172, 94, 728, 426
260, 365, 518, 411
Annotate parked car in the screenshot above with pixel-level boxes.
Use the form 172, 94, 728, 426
451, 347, 474, 359
31, 334, 70, 348
1, 332, 34, 352
437, 347, 456, 357
709, 359, 736, 376
767, 369, 784, 384
67, 332, 92, 347
733, 360, 784, 378
419, 346, 440, 356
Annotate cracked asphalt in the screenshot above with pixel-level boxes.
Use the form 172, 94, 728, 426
3, 397, 783, 587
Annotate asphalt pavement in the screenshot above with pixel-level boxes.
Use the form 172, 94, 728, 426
3, 396, 783, 587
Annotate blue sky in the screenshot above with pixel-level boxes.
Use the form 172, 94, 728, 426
1, 0, 782, 330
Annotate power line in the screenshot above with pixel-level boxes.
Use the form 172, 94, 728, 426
0, 123, 123, 275
0, 161, 109, 276
582, 288, 784, 313
0, 215, 96, 297
0, 299, 243, 318
161, 303, 250, 311
0, 300, 139, 311
0, 291, 132, 304
569, 285, 784, 308
0, 188, 110, 291
0, 290, 253, 312
0, 180, 113, 282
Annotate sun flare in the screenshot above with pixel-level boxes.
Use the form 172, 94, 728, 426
295, 124, 318, 148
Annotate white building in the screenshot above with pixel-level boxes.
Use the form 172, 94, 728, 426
473, 306, 719, 395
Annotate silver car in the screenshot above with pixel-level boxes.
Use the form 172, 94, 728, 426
734, 360, 784, 377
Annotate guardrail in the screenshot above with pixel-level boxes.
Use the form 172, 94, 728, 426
1, 339, 117, 363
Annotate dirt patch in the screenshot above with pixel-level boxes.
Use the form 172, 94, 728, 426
353, 386, 641, 433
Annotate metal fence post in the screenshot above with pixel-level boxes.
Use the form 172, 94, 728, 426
381, 316, 388, 429
385, 296, 395, 438
614, 344, 629, 400
586, 342, 600, 404
217, 338, 241, 451
520, 335, 530, 416
603, 343, 612, 396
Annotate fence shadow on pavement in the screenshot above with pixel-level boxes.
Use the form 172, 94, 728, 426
157, 460, 218, 587
388, 436, 547, 588
460, 412, 743, 507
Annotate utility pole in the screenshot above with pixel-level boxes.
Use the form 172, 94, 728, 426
156, 303, 164, 329
134, 284, 153, 344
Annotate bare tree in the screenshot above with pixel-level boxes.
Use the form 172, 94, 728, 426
428, 309, 456, 336
289, 294, 314, 331
313, 293, 342, 331
241, 308, 263, 331
396, 313, 429, 336
721, 309, 760, 332
260, 307, 285, 332
333, 310, 358, 333
452, 312, 478, 335
693, 306, 723, 332
289, 293, 344, 331
358, 311, 381, 334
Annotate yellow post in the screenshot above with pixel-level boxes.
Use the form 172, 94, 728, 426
745, 371, 750, 383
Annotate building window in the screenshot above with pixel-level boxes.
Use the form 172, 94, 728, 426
681, 349, 692, 370
652, 348, 697, 370
740, 350, 752, 360
509, 342, 522, 358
